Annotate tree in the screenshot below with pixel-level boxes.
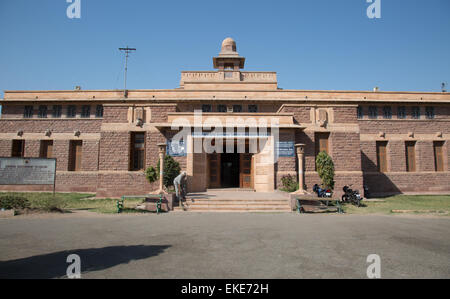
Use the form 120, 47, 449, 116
157, 155, 181, 188
316, 151, 335, 190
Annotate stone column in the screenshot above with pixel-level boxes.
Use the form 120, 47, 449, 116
155, 143, 167, 194
291, 143, 307, 195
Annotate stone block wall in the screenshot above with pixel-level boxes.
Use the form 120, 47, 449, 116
103, 106, 129, 123
99, 132, 130, 171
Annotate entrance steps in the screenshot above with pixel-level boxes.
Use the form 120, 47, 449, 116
174, 191, 292, 212
206, 188, 255, 192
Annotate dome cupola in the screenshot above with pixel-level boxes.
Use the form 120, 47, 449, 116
213, 37, 245, 70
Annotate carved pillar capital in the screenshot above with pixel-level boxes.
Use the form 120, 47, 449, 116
295, 144, 305, 156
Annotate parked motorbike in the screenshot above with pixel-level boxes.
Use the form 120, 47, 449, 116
313, 184, 333, 198
342, 185, 363, 207
363, 185, 370, 199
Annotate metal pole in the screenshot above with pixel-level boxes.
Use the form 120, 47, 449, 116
124, 49, 128, 91
119, 46, 136, 93
53, 159, 57, 199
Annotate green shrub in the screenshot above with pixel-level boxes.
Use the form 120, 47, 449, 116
316, 151, 335, 190
145, 166, 158, 184
281, 175, 299, 193
0, 195, 31, 210
37, 196, 68, 212
156, 155, 181, 188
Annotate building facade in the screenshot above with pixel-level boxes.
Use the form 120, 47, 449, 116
1, 38, 449, 198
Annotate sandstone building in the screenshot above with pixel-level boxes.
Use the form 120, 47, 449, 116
1, 38, 449, 198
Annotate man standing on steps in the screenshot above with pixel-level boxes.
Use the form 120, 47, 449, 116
174, 171, 187, 205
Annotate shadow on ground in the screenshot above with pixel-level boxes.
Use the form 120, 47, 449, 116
0, 244, 170, 279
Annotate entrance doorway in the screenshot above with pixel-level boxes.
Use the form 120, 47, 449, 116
221, 153, 239, 188
208, 150, 254, 189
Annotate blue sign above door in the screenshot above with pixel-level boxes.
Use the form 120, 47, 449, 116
167, 140, 187, 157
276, 141, 295, 157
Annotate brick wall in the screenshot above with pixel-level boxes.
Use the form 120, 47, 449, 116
0, 140, 12, 157
361, 139, 450, 194
364, 172, 450, 194
150, 106, 177, 123
99, 132, 130, 171
388, 141, 406, 172
275, 130, 297, 188
330, 132, 362, 171
360, 141, 377, 172
333, 106, 358, 123
278, 106, 311, 124
359, 120, 449, 134
0, 172, 98, 193
0, 120, 102, 133
416, 141, 434, 172
54, 140, 70, 171
24, 140, 40, 157
96, 172, 156, 198
103, 106, 129, 123
81, 140, 99, 171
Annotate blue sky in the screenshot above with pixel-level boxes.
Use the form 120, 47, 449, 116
0, 0, 449, 101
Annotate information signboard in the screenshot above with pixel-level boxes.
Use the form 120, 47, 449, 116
0, 158, 56, 186
167, 140, 187, 157
276, 141, 295, 157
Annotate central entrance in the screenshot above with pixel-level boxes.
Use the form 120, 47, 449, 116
221, 153, 240, 188
208, 143, 254, 189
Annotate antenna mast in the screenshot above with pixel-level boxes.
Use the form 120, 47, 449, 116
119, 46, 136, 93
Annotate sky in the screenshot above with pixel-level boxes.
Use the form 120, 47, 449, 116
0, 0, 449, 104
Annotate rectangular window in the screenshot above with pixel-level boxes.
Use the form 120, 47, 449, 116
69, 140, 83, 171
52, 105, 62, 118
383, 106, 392, 119
202, 104, 212, 113
315, 133, 330, 156
405, 141, 416, 172
434, 142, 444, 172
357, 106, 363, 119
233, 105, 242, 113
38, 106, 48, 118
95, 105, 104, 118
368, 106, 378, 119
248, 105, 258, 113
130, 133, 145, 171
426, 106, 435, 119
412, 106, 420, 119
81, 105, 91, 118
217, 105, 227, 113
397, 106, 406, 119
40, 140, 54, 158
12, 140, 25, 157
24, 106, 33, 118
376, 141, 388, 173
67, 105, 76, 118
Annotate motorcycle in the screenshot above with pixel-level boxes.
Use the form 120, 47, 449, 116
342, 185, 363, 207
313, 184, 333, 198
363, 185, 370, 199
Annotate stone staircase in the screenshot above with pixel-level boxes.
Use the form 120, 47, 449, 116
173, 191, 292, 213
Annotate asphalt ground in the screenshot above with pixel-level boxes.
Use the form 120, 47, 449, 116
0, 211, 449, 279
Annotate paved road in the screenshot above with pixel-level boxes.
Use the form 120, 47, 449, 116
0, 212, 449, 279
